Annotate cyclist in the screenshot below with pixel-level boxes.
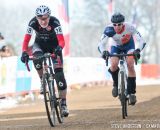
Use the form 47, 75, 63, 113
21, 5, 69, 116
98, 12, 146, 105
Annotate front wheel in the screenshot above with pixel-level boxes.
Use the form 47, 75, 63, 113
42, 75, 56, 127
120, 71, 128, 119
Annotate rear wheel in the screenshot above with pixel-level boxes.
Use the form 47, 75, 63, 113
55, 98, 64, 123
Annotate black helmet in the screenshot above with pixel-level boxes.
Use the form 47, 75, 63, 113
111, 12, 125, 23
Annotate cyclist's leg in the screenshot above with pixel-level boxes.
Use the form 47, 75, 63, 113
126, 39, 137, 105
127, 58, 136, 102
52, 52, 69, 116
126, 58, 137, 105
126, 55, 136, 95
54, 68, 67, 98
32, 43, 44, 93
109, 46, 120, 97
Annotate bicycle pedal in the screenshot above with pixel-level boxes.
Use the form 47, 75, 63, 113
129, 102, 135, 106
62, 111, 69, 117
128, 100, 136, 106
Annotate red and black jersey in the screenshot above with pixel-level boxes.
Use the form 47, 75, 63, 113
22, 16, 65, 52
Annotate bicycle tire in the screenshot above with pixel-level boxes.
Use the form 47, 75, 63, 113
43, 75, 56, 127
120, 71, 128, 119
55, 98, 64, 123
50, 80, 64, 123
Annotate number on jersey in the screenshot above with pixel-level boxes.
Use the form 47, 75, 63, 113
54, 26, 62, 34
27, 26, 33, 35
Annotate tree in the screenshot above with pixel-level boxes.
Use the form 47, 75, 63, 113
70, 0, 109, 57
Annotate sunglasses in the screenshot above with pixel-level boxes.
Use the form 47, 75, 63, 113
37, 16, 49, 21
113, 23, 122, 26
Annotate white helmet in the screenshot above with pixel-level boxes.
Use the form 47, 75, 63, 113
35, 5, 51, 17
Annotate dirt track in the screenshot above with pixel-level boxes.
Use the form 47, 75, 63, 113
0, 85, 160, 130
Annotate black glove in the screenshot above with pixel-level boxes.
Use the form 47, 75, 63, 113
55, 45, 62, 56
133, 49, 141, 59
102, 51, 110, 60
21, 51, 29, 63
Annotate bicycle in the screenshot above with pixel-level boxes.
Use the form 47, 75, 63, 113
25, 53, 64, 127
106, 52, 137, 119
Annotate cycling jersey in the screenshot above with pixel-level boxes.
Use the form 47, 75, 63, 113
98, 22, 146, 54
22, 16, 65, 53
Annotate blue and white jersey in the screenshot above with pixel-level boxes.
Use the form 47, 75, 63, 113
98, 22, 146, 54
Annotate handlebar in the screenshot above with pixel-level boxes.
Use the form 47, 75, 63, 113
105, 53, 138, 66
25, 53, 56, 72
28, 53, 56, 60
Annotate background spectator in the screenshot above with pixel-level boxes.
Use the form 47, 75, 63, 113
0, 45, 15, 57
0, 33, 4, 40
0, 33, 16, 57
0, 32, 5, 48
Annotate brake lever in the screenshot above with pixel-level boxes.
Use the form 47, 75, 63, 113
106, 56, 109, 66
25, 60, 30, 72
134, 55, 138, 65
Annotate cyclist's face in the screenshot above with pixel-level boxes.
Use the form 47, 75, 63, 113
113, 23, 123, 33
37, 14, 50, 28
